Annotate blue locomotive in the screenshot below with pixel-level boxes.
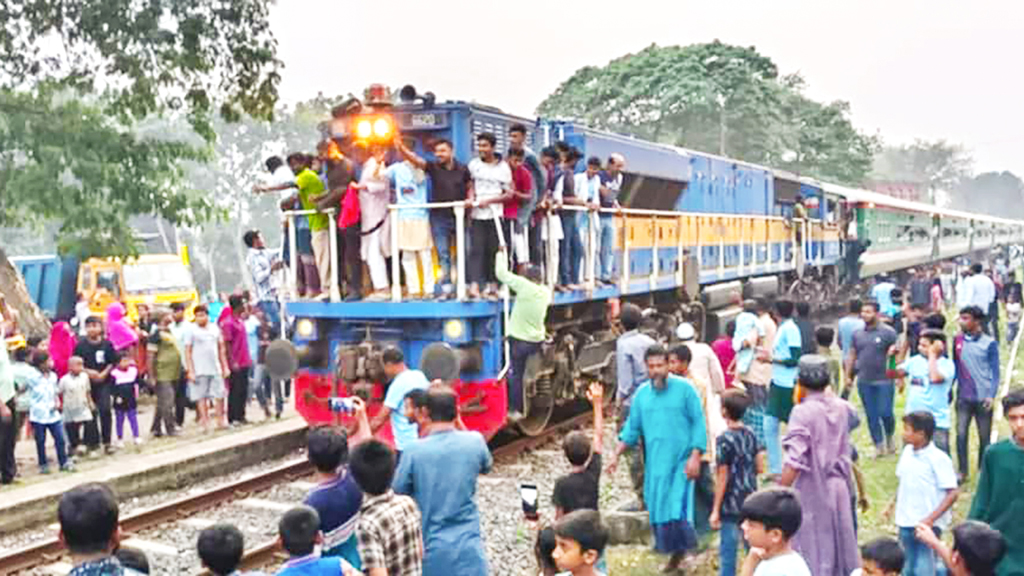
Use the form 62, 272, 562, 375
282, 84, 1024, 441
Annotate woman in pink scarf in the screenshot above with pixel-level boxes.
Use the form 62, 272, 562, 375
49, 321, 78, 378
106, 302, 139, 352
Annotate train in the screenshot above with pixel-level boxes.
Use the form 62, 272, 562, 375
277, 84, 1024, 442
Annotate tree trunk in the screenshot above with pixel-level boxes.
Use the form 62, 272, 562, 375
0, 246, 52, 339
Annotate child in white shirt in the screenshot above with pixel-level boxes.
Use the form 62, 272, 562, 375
58, 355, 94, 454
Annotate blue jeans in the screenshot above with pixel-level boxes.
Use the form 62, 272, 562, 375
900, 526, 945, 576
560, 213, 581, 285
858, 380, 896, 447
763, 413, 783, 475
430, 211, 456, 291
1009, 322, 1019, 343
599, 214, 615, 281
32, 421, 68, 469
257, 300, 281, 338
719, 520, 743, 576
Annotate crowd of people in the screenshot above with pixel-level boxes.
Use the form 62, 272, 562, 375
600, 260, 1024, 576
0, 288, 287, 483
253, 126, 628, 301
7, 254, 1024, 576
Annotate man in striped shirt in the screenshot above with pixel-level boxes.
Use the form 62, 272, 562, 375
304, 398, 373, 568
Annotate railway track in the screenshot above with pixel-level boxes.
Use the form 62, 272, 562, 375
0, 410, 595, 575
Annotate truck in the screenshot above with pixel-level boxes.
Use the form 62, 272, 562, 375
12, 249, 199, 322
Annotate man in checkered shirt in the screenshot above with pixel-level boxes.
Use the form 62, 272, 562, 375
350, 439, 424, 576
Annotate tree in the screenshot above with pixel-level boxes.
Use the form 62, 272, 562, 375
0, 0, 280, 333
182, 93, 345, 294
772, 76, 880, 184
955, 171, 1024, 218
871, 139, 974, 196
537, 41, 876, 185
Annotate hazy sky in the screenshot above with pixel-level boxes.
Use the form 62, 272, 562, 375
270, 0, 1023, 176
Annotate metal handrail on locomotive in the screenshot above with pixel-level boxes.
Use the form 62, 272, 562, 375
271, 83, 1024, 444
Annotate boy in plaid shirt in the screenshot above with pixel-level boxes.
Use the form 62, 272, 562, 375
350, 439, 423, 576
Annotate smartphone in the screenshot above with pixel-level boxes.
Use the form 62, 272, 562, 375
520, 483, 539, 520
328, 397, 357, 414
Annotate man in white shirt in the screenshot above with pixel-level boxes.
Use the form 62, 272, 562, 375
962, 263, 996, 331
253, 155, 317, 298
575, 157, 602, 284
466, 132, 512, 299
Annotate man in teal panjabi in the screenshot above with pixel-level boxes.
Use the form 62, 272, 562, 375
608, 344, 707, 573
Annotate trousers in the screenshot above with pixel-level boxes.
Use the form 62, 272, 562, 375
337, 225, 362, 299
175, 374, 191, 426
559, 213, 581, 285
32, 421, 68, 468
227, 369, 250, 423
468, 218, 501, 286
311, 229, 333, 295
363, 230, 389, 291
955, 398, 993, 478
900, 526, 946, 576
85, 383, 113, 448
402, 250, 435, 296
66, 421, 86, 450
0, 399, 17, 483
598, 214, 615, 281
151, 381, 177, 436
858, 380, 896, 447
508, 338, 541, 414
430, 211, 456, 290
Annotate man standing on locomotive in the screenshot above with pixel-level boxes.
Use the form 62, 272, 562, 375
467, 132, 513, 300
495, 244, 551, 421
395, 135, 473, 299
509, 123, 544, 265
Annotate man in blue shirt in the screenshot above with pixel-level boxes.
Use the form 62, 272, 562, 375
765, 299, 802, 477
837, 299, 865, 365
895, 330, 956, 454
872, 277, 898, 319
394, 387, 492, 576
953, 305, 1000, 480
369, 348, 429, 459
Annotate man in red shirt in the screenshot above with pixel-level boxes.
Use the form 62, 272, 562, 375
505, 148, 533, 270
219, 294, 252, 425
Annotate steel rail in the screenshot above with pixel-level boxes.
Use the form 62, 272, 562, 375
0, 458, 313, 574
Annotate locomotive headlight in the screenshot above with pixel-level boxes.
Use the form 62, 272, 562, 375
296, 318, 317, 339
373, 118, 392, 138
444, 319, 465, 340
356, 119, 373, 140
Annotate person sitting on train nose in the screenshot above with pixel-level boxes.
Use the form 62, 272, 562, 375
495, 244, 552, 420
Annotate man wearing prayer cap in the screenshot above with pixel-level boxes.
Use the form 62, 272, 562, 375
777, 353, 860, 575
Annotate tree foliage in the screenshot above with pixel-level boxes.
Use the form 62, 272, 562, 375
0, 0, 281, 258
954, 171, 1024, 219
181, 94, 341, 293
537, 41, 878, 185
0, 85, 214, 256
871, 139, 974, 193
0, 0, 281, 139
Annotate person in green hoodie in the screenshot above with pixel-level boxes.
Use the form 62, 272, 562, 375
968, 387, 1024, 575
495, 245, 552, 421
